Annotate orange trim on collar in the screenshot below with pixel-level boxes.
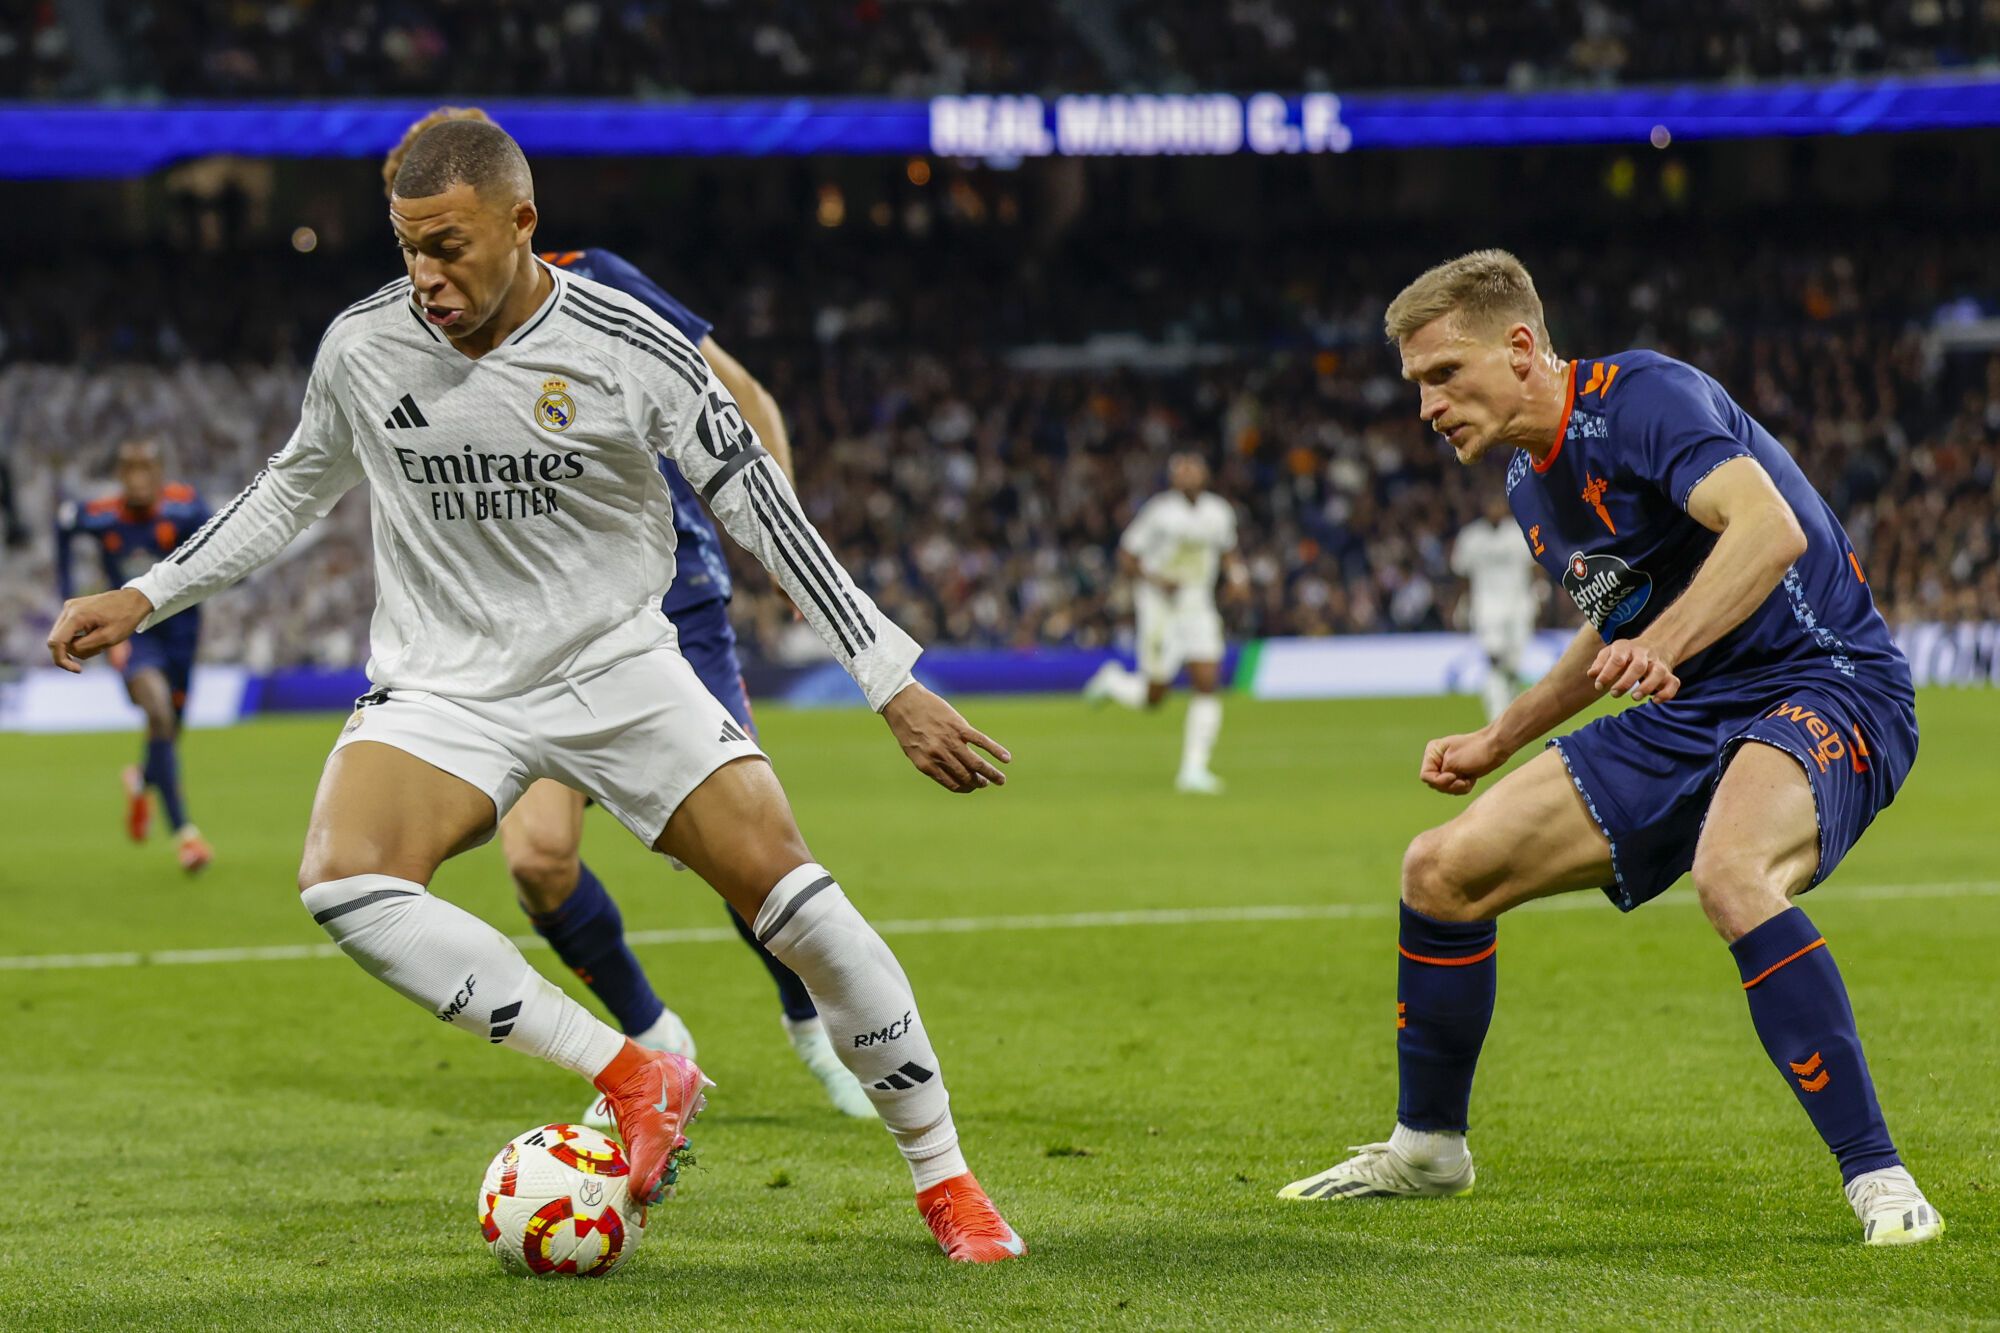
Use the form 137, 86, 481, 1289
1533, 361, 1578, 475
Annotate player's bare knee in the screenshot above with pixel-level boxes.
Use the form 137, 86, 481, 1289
1401, 827, 1479, 921
1690, 844, 1792, 942
508, 848, 581, 914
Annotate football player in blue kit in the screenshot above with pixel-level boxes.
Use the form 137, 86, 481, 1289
381, 109, 873, 1120
54, 438, 215, 872
1279, 251, 1941, 1246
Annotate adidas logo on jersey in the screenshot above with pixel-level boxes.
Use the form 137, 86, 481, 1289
382, 393, 430, 429
718, 718, 750, 744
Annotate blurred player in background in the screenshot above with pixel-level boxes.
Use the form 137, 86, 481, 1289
54, 438, 214, 872
381, 108, 874, 1125
1083, 451, 1247, 793
1281, 250, 1939, 1247
51, 119, 1024, 1261
1451, 494, 1542, 722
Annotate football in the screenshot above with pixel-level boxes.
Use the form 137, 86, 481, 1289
477, 1124, 645, 1278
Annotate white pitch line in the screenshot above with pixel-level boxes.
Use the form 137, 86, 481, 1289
2, 880, 1996, 974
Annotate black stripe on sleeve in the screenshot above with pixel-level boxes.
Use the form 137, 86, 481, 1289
558, 304, 702, 393
743, 478, 859, 658
565, 287, 707, 379
697, 442, 770, 503
168, 466, 268, 566
744, 466, 872, 651
327, 293, 406, 335
755, 472, 874, 644
745, 467, 875, 648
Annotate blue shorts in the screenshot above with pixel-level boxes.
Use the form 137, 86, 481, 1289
673, 598, 755, 738
1551, 675, 1917, 911
124, 628, 197, 718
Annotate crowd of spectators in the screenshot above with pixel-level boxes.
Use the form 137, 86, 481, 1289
3, 225, 1996, 673
7, 0, 1997, 100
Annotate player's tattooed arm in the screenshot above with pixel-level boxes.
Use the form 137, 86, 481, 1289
1599, 456, 1806, 701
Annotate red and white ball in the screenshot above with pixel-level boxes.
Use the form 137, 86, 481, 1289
477, 1123, 645, 1277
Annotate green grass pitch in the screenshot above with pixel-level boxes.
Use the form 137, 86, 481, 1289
2, 691, 1997, 1329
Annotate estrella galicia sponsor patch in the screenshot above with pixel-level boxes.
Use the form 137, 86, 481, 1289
1562, 550, 1652, 638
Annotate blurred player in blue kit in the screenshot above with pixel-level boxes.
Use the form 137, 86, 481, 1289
381, 109, 873, 1121
1280, 251, 1941, 1247
55, 438, 215, 872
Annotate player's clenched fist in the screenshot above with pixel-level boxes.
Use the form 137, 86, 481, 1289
1590, 638, 1680, 702
1421, 728, 1510, 796
882, 681, 1012, 794
46, 587, 153, 673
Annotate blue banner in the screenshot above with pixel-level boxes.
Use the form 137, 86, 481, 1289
5, 74, 2000, 177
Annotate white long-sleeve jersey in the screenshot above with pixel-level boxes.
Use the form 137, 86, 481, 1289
127, 262, 920, 708
1119, 489, 1238, 611
1450, 517, 1540, 624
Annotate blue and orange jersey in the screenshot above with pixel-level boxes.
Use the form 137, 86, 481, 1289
55, 483, 212, 640
541, 246, 734, 616
1504, 350, 1908, 700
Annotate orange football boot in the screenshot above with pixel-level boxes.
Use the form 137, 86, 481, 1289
123, 766, 151, 842
592, 1040, 711, 1205
917, 1173, 1025, 1263
176, 826, 213, 874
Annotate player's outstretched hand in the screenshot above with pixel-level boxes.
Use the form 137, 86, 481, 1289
47, 588, 153, 673
1589, 638, 1680, 703
1421, 728, 1510, 796
883, 682, 1012, 794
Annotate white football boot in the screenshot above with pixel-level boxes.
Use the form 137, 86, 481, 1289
582, 1008, 697, 1129
1279, 1135, 1475, 1201
785, 1015, 878, 1119
1175, 768, 1225, 795
1847, 1165, 1944, 1246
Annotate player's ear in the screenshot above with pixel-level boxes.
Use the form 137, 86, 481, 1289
1507, 322, 1536, 377
512, 198, 538, 246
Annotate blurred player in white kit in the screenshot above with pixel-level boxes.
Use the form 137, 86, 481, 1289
1084, 452, 1247, 793
1452, 494, 1543, 722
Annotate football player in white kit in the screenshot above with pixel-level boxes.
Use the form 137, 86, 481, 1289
46, 120, 1024, 1263
1451, 494, 1544, 722
1083, 452, 1247, 793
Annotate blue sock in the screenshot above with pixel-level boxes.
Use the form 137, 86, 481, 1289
1731, 907, 1899, 1182
727, 899, 818, 1022
525, 863, 666, 1037
143, 737, 188, 830
1396, 903, 1498, 1133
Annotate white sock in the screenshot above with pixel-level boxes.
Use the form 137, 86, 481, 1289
1181, 693, 1222, 776
302, 874, 624, 1080
1390, 1122, 1467, 1169
1481, 657, 1515, 723
1099, 663, 1149, 709
754, 863, 967, 1190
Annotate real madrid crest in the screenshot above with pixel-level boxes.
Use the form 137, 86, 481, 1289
535, 378, 576, 432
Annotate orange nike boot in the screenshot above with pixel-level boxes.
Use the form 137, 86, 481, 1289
917, 1173, 1025, 1263
123, 766, 151, 842
591, 1040, 711, 1205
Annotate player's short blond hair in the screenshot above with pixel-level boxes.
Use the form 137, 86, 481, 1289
381, 106, 494, 198
1383, 249, 1550, 349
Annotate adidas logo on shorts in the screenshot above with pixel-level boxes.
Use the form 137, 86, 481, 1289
718, 718, 750, 744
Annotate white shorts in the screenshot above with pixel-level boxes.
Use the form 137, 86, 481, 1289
1471, 606, 1534, 667
330, 647, 765, 848
1136, 588, 1225, 683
